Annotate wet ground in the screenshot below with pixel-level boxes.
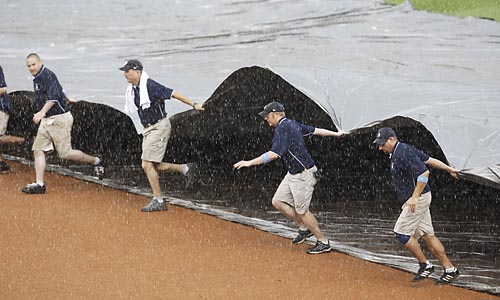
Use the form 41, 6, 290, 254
44, 162, 499, 295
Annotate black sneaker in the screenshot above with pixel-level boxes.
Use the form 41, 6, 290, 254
436, 269, 460, 285
0, 161, 10, 174
94, 158, 105, 180
292, 229, 313, 245
307, 240, 332, 254
184, 162, 197, 189
141, 198, 167, 212
413, 263, 435, 282
22, 183, 46, 194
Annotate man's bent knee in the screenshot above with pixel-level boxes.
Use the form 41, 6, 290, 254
271, 198, 281, 208
395, 232, 411, 245
141, 160, 157, 171
272, 198, 294, 211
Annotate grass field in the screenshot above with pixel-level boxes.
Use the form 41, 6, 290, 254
385, 0, 500, 21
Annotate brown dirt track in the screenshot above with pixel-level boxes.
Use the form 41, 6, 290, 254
0, 161, 498, 300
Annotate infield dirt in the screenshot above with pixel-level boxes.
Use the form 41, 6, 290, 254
0, 161, 498, 300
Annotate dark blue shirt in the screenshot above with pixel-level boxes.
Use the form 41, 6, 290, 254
271, 118, 316, 174
32, 66, 70, 117
134, 78, 173, 126
390, 142, 431, 202
0, 65, 12, 113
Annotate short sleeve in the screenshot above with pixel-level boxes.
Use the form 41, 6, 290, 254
147, 79, 173, 102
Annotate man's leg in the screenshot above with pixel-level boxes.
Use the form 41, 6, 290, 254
156, 162, 185, 173
21, 150, 48, 194
142, 160, 162, 199
402, 236, 428, 262
140, 160, 167, 212
298, 211, 327, 243
51, 112, 103, 178
0, 135, 25, 171
60, 149, 99, 164
0, 135, 25, 144
34, 150, 46, 184
422, 234, 454, 269
272, 199, 305, 227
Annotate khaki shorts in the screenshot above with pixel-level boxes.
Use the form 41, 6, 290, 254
272, 166, 318, 215
0, 110, 8, 136
141, 117, 171, 163
32, 111, 73, 157
394, 192, 435, 240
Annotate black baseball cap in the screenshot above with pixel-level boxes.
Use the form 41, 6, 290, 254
373, 127, 396, 145
258, 101, 285, 117
119, 59, 143, 71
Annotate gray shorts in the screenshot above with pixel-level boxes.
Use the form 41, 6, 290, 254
0, 110, 8, 136
32, 111, 74, 157
394, 192, 435, 240
272, 166, 318, 215
141, 117, 171, 163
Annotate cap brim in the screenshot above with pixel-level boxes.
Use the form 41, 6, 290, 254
258, 110, 268, 117
119, 66, 128, 71
372, 137, 387, 145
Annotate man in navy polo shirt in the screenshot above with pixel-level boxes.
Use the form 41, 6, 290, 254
22, 53, 104, 194
0, 65, 25, 174
374, 127, 460, 284
234, 101, 344, 254
120, 59, 204, 212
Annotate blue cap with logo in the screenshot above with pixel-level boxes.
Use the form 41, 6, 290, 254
119, 59, 143, 71
373, 127, 396, 145
258, 101, 285, 117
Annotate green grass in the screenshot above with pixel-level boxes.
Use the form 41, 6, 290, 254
385, 0, 500, 22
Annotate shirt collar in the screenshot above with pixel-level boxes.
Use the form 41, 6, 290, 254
277, 117, 287, 126
389, 141, 400, 159
32, 65, 45, 79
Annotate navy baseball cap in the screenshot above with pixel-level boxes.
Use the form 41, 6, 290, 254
119, 59, 143, 71
373, 127, 396, 145
258, 101, 285, 117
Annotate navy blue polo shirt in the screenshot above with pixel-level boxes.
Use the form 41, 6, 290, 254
271, 117, 316, 174
0, 65, 12, 113
134, 78, 173, 126
390, 142, 431, 202
32, 66, 70, 117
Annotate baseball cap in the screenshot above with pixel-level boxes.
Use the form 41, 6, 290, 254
119, 59, 143, 71
258, 101, 285, 117
373, 127, 396, 145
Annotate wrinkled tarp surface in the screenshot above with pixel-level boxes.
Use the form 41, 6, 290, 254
270, 66, 500, 188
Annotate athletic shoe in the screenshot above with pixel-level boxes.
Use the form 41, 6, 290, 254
436, 269, 460, 285
94, 158, 105, 180
413, 263, 435, 282
307, 240, 332, 254
22, 183, 46, 194
292, 229, 313, 245
141, 198, 167, 212
0, 161, 10, 174
184, 162, 197, 189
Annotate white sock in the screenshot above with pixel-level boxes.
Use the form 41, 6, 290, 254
154, 197, 164, 203
426, 260, 433, 268
445, 266, 456, 273
94, 157, 101, 165
36, 181, 44, 186
181, 164, 189, 175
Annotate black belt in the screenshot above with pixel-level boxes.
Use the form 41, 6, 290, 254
143, 117, 165, 128
290, 165, 315, 175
